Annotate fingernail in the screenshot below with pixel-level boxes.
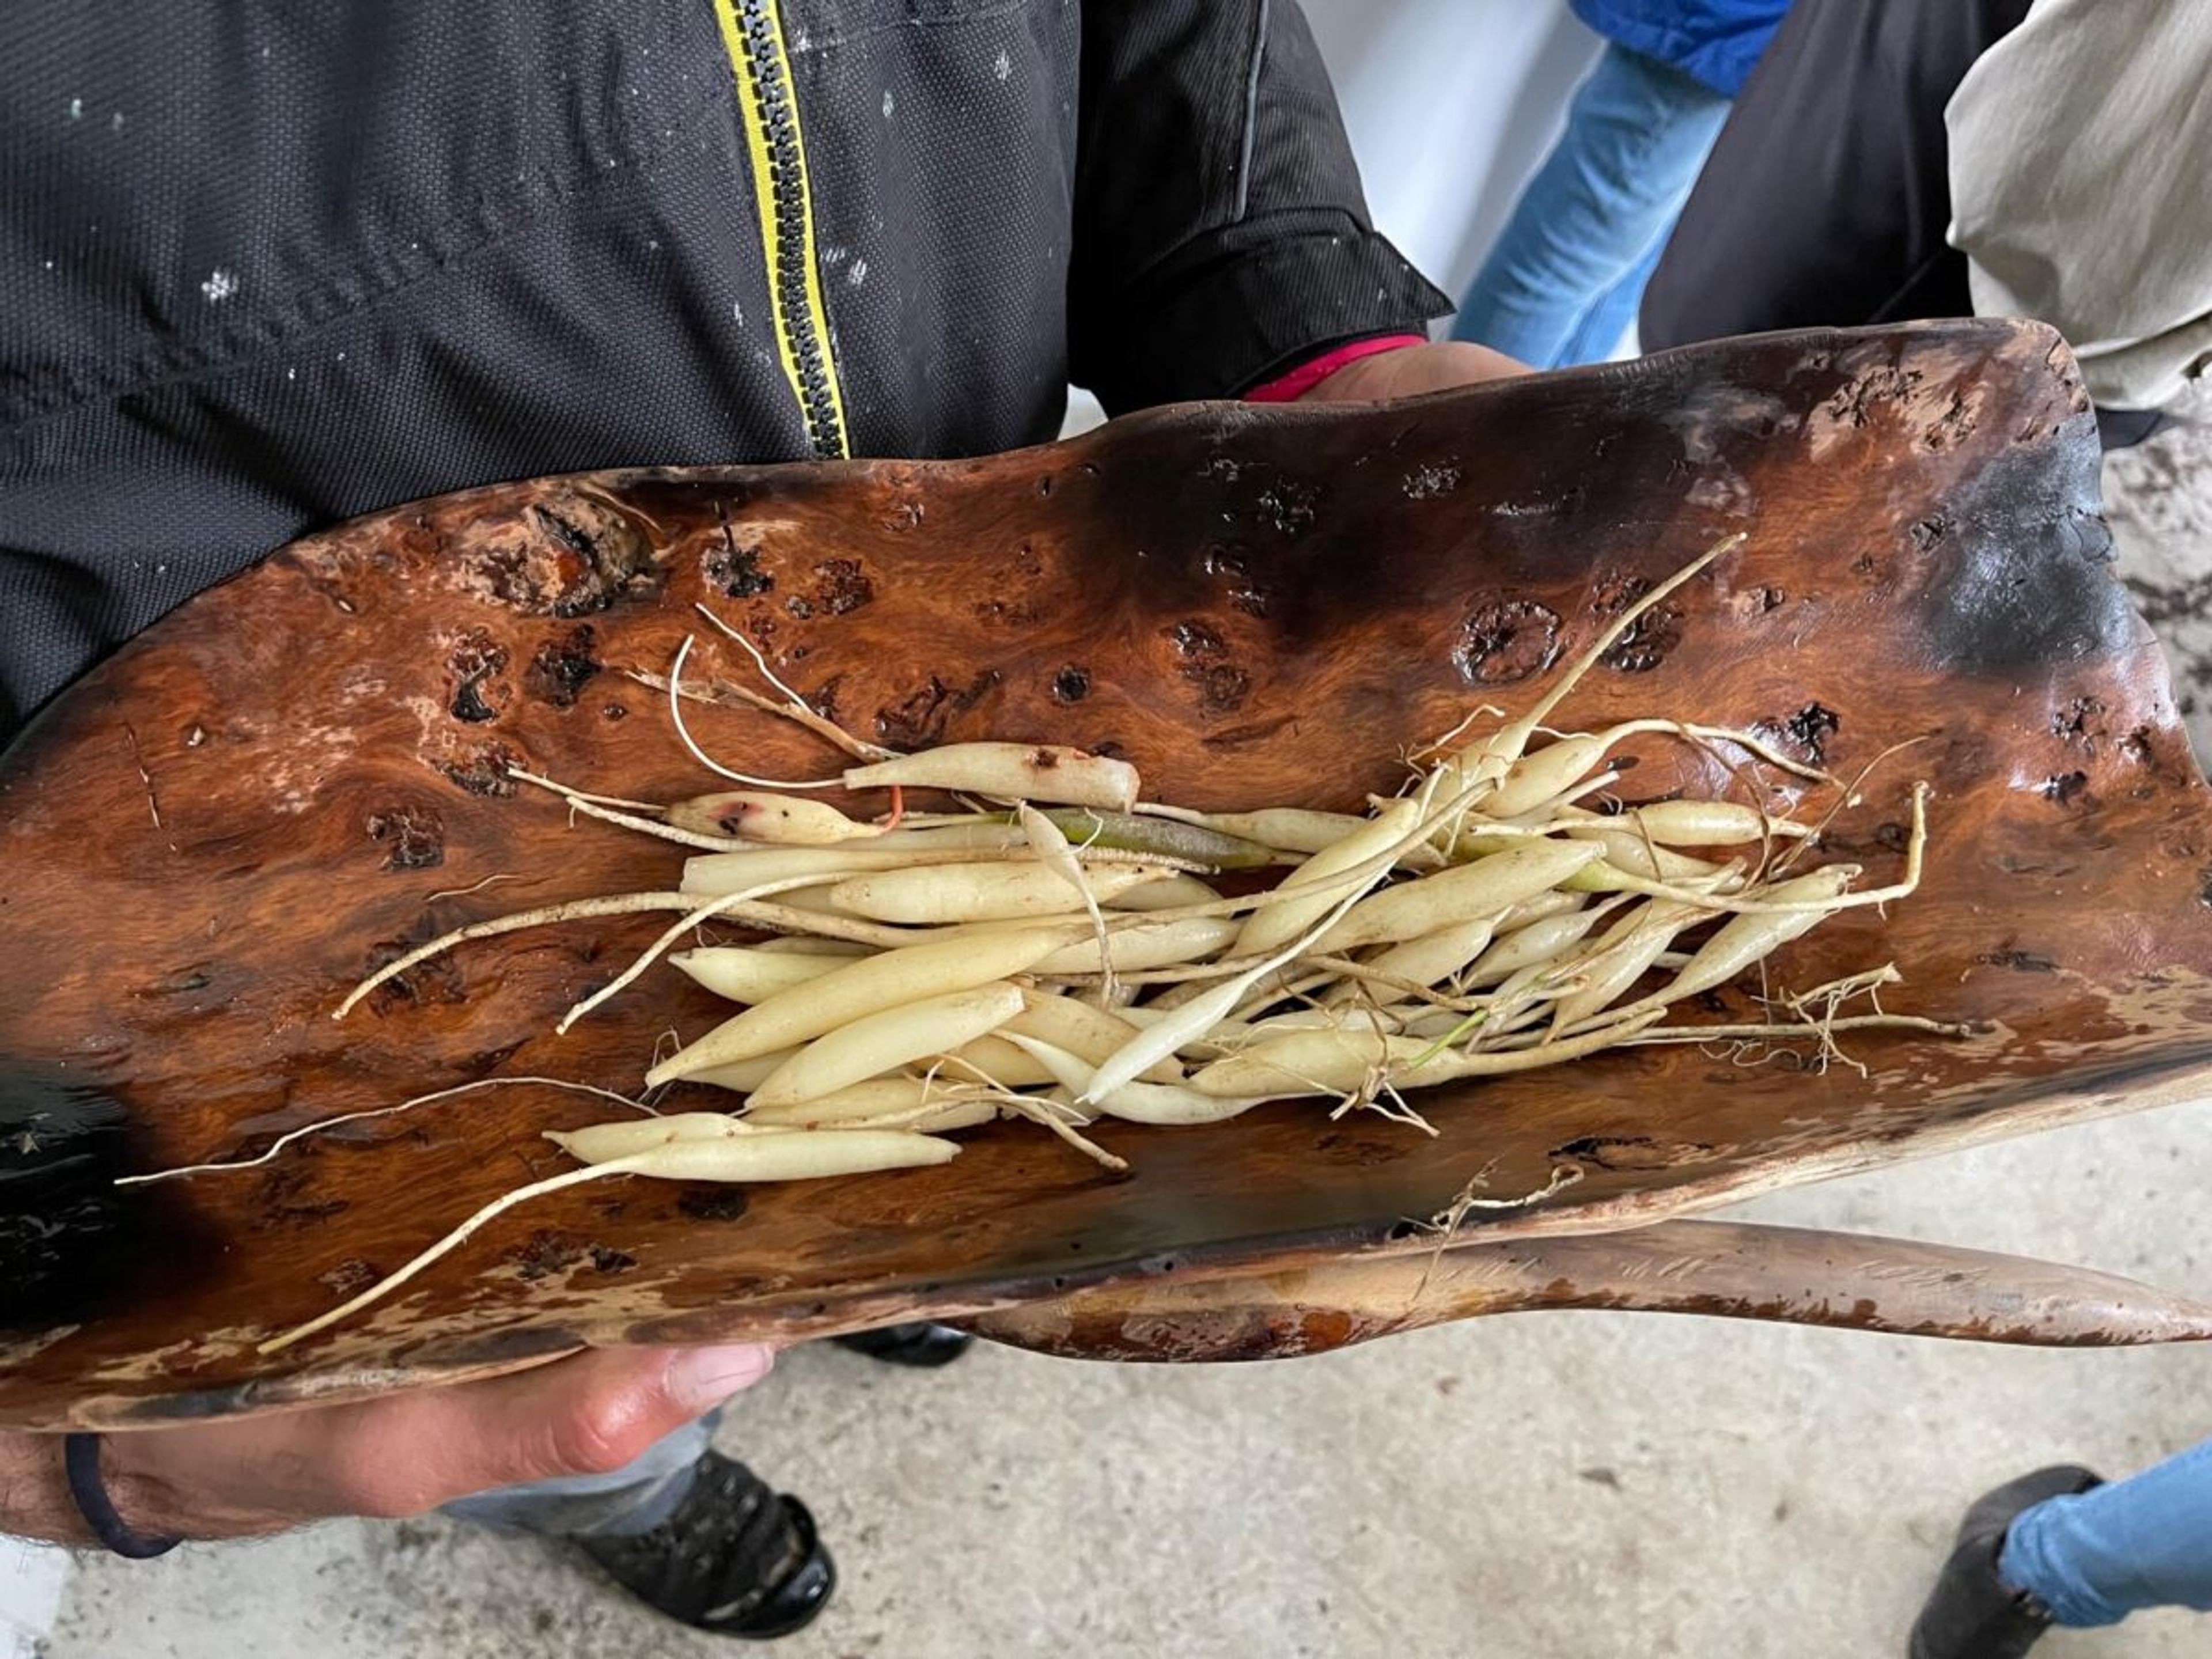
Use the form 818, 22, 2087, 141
668, 1343, 775, 1408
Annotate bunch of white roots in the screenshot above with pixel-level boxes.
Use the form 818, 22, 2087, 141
221, 536, 1961, 1351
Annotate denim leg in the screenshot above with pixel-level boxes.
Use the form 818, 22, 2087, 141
1450, 45, 1732, 368
1555, 233, 1667, 365
440, 1409, 721, 1540
1999, 1438, 2212, 1627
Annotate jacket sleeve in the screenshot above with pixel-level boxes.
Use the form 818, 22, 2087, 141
1067, 0, 1450, 414
1945, 0, 2212, 416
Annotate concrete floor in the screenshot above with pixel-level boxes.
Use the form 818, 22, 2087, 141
49, 425, 2212, 1658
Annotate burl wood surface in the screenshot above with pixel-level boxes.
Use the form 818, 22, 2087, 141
3, 320, 2209, 1430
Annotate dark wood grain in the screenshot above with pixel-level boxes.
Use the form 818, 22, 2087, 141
3, 319, 2207, 1429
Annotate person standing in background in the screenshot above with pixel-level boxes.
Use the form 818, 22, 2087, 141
1448, 0, 1792, 369
1911, 1453, 2212, 1658
1640, 0, 2209, 449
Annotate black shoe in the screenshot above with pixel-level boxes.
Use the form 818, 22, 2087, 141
832, 1321, 975, 1368
579, 1454, 834, 1639
1908, 1464, 2104, 1659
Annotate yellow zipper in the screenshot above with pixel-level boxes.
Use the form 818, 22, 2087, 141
711, 0, 851, 459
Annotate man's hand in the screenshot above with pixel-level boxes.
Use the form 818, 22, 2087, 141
1297, 340, 1531, 403
2, 1342, 772, 1545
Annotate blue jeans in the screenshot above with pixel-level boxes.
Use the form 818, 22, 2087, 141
1450, 44, 1732, 369
2001, 1438, 2212, 1627
439, 1410, 720, 1539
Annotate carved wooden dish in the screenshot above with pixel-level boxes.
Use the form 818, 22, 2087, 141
5, 319, 2209, 1430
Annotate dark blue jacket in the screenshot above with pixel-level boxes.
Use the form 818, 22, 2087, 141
1571, 0, 1793, 97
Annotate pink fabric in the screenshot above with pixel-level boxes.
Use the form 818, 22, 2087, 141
1243, 334, 1427, 403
